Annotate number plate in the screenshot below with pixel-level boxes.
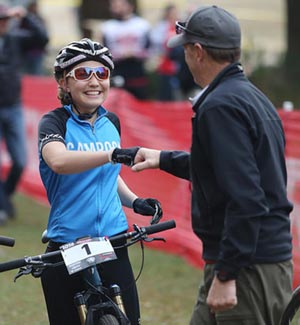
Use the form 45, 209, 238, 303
60, 237, 117, 275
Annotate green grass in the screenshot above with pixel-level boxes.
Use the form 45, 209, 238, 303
0, 194, 201, 325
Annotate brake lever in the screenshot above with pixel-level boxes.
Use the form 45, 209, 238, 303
132, 224, 147, 241
143, 237, 166, 243
130, 224, 167, 244
14, 266, 33, 282
13, 259, 55, 281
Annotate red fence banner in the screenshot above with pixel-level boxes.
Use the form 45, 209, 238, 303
279, 110, 300, 287
5, 75, 299, 287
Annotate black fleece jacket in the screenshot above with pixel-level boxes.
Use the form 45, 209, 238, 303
159, 63, 293, 279
0, 13, 49, 108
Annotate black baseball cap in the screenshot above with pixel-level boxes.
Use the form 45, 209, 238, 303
167, 5, 241, 49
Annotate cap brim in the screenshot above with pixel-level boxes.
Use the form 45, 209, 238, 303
167, 34, 187, 48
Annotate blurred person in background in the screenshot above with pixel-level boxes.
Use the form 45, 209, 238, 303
100, 0, 151, 100
116, 5, 293, 325
0, 3, 49, 224
150, 3, 181, 101
20, 0, 49, 75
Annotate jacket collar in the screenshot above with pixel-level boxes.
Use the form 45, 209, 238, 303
192, 62, 244, 112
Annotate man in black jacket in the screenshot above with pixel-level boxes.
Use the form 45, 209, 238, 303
0, 4, 49, 223
113, 5, 293, 325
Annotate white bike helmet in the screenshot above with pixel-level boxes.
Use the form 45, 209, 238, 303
54, 38, 114, 81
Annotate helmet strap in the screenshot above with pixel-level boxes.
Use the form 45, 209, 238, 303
72, 104, 98, 120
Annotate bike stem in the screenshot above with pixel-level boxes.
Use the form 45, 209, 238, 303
83, 265, 102, 289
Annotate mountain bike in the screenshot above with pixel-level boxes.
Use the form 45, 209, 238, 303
0, 219, 176, 325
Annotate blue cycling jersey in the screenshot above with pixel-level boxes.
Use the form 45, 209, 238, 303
38, 105, 128, 243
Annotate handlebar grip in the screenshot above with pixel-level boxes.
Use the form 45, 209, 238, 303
0, 250, 61, 273
142, 220, 176, 235
0, 258, 26, 272
0, 236, 15, 247
109, 219, 176, 244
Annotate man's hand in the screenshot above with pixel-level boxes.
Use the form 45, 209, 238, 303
131, 148, 161, 172
206, 276, 237, 313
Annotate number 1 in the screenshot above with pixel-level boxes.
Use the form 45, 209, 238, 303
81, 243, 91, 255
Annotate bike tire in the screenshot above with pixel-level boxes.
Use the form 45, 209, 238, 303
97, 314, 120, 325
280, 286, 300, 325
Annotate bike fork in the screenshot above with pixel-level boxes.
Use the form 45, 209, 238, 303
110, 284, 127, 316
74, 266, 128, 324
74, 292, 88, 325
74, 266, 102, 325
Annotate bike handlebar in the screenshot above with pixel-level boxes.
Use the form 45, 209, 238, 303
109, 219, 176, 244
0, 250, 59, 273
0, 236, 15, 247
0, 220, 176, 273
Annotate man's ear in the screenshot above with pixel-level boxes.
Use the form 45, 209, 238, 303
194, 43, 205, 61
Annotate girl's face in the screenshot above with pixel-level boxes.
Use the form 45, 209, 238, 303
61, 61, 110, 113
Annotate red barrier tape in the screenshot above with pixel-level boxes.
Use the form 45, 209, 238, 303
5, 76, 299, 286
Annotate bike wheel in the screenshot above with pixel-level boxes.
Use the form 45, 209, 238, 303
280, 286, 300, 325
98, 314, 120, 325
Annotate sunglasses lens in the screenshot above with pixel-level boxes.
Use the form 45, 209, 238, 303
74, 67, 91, 80
95, 67, 109, 80
70, 67, 110, 81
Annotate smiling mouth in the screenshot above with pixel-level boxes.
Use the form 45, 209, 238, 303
85, 91, 102, 96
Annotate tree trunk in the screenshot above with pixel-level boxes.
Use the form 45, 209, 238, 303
286, 0, 300, 77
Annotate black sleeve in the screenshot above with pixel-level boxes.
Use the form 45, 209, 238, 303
38, 108, 69, 153
159, 150, 190, 180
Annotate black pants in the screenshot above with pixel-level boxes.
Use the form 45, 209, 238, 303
41, 240, 140, 325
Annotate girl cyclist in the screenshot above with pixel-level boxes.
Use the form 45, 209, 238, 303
38, 38, 162, 325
